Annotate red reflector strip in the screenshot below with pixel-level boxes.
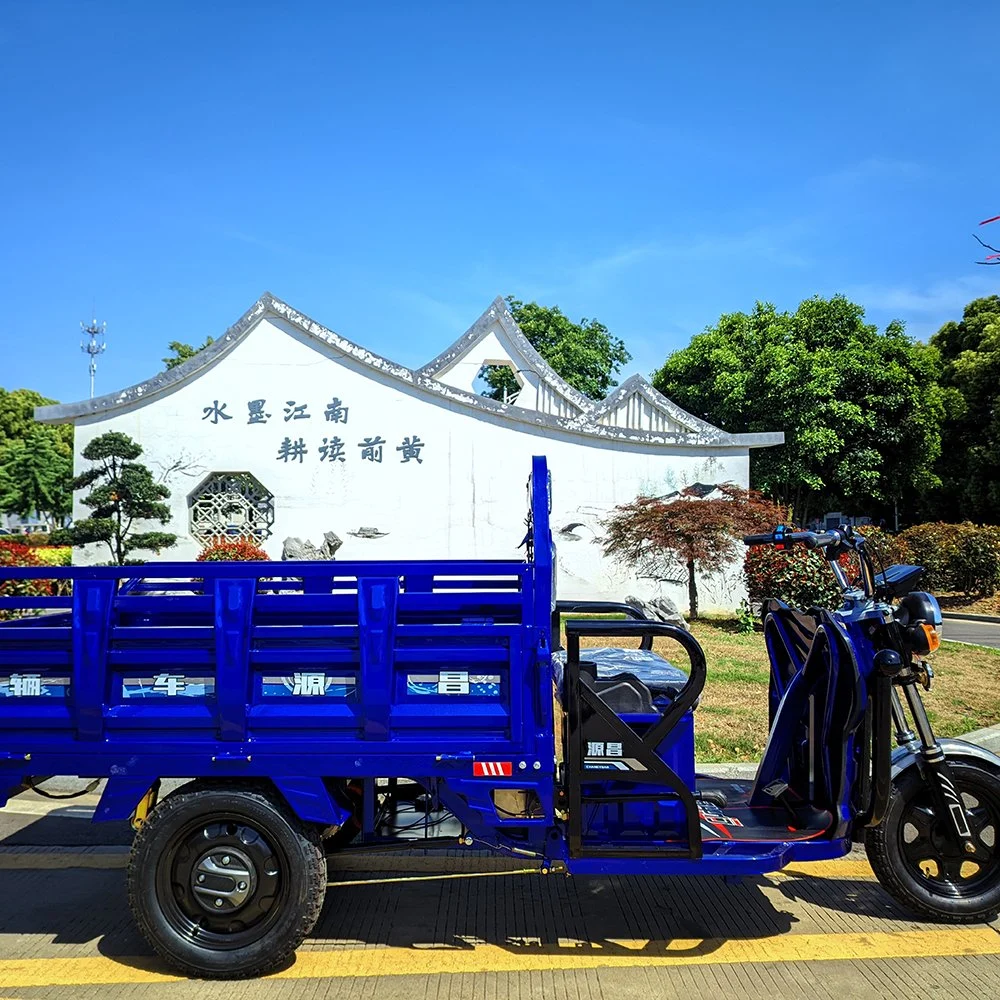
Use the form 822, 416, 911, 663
473, 761, 513, 777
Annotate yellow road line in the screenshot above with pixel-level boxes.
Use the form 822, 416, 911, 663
1, 929, 997, 988
778, 859, 875, 880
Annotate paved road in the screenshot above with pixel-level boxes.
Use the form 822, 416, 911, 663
0, 851, 997, 999
943, 616, 1000, 649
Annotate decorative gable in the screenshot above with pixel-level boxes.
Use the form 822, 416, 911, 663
417, 297, 591, 419
593, 375, 723, 437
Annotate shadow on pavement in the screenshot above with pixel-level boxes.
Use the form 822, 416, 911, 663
0, 807, 134, 847
773, 872, 939, 922
0, 865, 800, 970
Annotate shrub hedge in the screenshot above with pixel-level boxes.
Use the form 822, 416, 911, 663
31, 546, 72, 567
744, 544, 846, 611
0, 539, 52, 619
896, 522, 1000, 596
196, 538, 270, 562
746, 520, 1000, 609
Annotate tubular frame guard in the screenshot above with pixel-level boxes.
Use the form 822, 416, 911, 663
554, 601, 656, 650
563, 619, 708, 858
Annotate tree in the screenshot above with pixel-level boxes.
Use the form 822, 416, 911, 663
602, 484, 785, 618
930, 296, 1000, 522
0, 388, 73, 456
0, 388, 74, 528
652, 295, 947, 525
163, 337, 213, 370
480, 297, 631, 401
68, 431, 177, 563
0, 427, 73, 527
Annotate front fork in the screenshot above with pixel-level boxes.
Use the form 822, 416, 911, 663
890, 665, 985, 860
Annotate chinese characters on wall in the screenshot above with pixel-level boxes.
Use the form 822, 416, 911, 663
201, 396, 425, 466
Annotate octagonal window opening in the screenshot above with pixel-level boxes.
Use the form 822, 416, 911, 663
188, 471, 275, 545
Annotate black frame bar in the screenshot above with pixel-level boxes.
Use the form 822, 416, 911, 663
553, 601, 656, 650
563, 619, 707, 859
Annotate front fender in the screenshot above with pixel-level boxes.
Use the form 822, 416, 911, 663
891, 738, 1000, 779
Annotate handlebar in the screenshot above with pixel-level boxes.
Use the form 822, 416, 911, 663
743, 526, 846, 552
743, 524, 878, 600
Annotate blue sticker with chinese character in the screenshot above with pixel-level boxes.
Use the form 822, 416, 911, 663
0, 674, 71, 699
121, 674, 216, 699
261, 674, 355, 698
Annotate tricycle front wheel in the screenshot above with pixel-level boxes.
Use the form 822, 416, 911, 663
127, 782, 326, 978
865, 761, 1000, 922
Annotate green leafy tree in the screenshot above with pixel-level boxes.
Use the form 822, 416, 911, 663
68, 431, 176, 563
481, 297, 631, 401
0, 388, 73, 456
0, 388, 74, 528
163, 337, 214, 370
930, 296, 1000, 522
0, 427, 73, 527
652, 295, 946, 525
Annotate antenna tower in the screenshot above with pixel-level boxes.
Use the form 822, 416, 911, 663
80, 317, 107, 399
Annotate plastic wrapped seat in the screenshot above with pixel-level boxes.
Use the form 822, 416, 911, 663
552, 647, 689, 699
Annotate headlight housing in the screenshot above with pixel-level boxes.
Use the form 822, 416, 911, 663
896, 591, 943, 655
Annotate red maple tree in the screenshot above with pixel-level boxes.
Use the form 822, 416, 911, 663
602, 484, 786, 618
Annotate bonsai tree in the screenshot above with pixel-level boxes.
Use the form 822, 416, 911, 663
68, 431, 177, 563
602, 484, 785, 618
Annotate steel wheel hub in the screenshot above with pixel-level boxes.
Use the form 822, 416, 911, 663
191, 846, 256, 914
157, 817, 286, 949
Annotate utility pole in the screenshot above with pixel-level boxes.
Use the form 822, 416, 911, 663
80, 318, 106, 399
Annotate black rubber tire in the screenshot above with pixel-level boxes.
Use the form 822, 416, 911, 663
127, 782, 326, 978
865, 761, 1000, 922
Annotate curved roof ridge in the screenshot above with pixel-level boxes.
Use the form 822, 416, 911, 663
34, 294, 783, 450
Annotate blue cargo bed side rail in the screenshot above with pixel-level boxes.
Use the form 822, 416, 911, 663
0, 457, 557, 827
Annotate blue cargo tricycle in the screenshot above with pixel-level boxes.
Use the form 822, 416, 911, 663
0, 457, 997, 977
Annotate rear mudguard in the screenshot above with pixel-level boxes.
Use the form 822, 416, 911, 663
891, 738, 1000, 780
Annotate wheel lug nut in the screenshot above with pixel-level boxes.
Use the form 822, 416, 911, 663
222, 855, 231, 865
965, 842, 976, 854
214, 898, 223, 907
238, 881, 247, 891
197, 874, 205, 883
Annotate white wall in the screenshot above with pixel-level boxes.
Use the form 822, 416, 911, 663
70, 316, 751, 612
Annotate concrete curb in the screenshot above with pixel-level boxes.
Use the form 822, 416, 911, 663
942, 611, 1000, 624
957, 724, 1000, 754
697, 762, 756, 780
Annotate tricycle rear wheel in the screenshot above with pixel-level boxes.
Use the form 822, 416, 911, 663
127, 782, 326, 978
865, 761, 1000, 922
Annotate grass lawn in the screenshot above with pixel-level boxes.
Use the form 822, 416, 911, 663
567, 616, 1000, 764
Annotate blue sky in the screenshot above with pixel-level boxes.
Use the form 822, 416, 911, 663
2, 2, 997, 405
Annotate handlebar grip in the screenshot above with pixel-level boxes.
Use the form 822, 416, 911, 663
810, 530, 843, 548
743, 533, 776, 546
